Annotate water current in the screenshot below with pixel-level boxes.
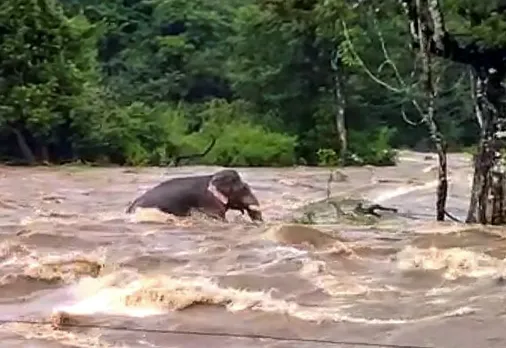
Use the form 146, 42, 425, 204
1, 150, 505, 348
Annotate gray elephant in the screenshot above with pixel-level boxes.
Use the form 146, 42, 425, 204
126, 169, 263, 222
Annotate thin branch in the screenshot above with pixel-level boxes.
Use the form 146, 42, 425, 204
341, 21, 403, 94
370, 13, 427, 125
342, 20, 426, 125
377, 60, 389, 74
372, 14, 406, 88
427, 0, 446, 52
437, 71, 467, 95
469, 69, 483, 129
401, 105, 420, 126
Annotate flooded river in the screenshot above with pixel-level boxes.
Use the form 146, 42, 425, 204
1, 150, 506, 348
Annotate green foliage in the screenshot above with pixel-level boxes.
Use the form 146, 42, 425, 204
0, 0, 502, 167
203, 123, 296, 166
317, 148, 339, 166
185, 100, 297, 166
75, 99, 296, 166
347, 126, 398, 166
0, 0, 101, 156
445, 0, 506, 46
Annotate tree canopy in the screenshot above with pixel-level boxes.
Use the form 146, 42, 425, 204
0, 0, 504, 167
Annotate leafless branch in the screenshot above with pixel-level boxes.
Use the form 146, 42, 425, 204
341, 19, 426, 125
469, 69, 484, 129
372, 14, 406, 88
341, 21, 403, 94
437, 71, 467, 95
401, 105, 420, 126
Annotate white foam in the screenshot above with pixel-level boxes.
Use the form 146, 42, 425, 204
372, 179, 440, 204
49, 272, 477, 326
55, 287, 164, 317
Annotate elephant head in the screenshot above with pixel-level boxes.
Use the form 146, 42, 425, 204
207, 169, 263, 222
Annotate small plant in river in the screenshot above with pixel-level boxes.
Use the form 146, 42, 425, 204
292, 210, 316, 224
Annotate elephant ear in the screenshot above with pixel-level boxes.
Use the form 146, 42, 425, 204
207, 182, 228, 205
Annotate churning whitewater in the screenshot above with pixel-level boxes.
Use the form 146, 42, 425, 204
0, 151, 505, 348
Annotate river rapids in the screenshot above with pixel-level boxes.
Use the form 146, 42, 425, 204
0, 151, 505, 348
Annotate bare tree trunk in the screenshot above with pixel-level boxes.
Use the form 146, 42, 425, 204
468, 69, 506, 224
466, 152, 484, 223
491, 172, 504, 224
416, 0, 447, 221
334, 72, 347, 162
489, 82, 506, 224
477, 159, 492, 223
466, 71, 494, 224
11, 128, 36, 165
466, 70, 495, 224
435, 142, 448, 220
399, 0, 506, 225
466, 71, 484, 223
331, 51, 348, 163
40, 144, 50, 165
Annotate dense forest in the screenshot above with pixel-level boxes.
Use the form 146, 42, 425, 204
0, 0, 504, 168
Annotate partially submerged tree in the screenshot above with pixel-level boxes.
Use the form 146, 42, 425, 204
229, 0, 363, 164
414, 1, 448, 221
340, 9, 452, 221
398, 0, 506, 224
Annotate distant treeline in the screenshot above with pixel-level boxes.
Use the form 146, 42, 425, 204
0, 0, 490, 166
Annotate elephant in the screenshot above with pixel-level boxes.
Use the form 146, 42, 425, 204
126, 169, 263, 222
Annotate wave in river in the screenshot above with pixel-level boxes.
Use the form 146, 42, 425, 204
46, 270, 474, 325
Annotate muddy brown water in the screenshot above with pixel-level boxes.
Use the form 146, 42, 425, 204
1, 150, 506, 348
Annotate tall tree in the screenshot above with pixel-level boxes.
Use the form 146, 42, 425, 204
339, 6, 451, 221
0, 0, 101, 163
398, 0, 506, 224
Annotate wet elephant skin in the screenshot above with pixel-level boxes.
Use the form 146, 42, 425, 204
126, 169, 263, 222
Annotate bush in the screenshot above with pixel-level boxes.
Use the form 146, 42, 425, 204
185, 100, 297, 166
72, 99, 189, 166
316, 148, 339, 166
204, 122, 296, 166
72, 98, 297, 167
346, 126, 398, 166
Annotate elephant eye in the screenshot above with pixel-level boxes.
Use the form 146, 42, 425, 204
237, 182, 248, 191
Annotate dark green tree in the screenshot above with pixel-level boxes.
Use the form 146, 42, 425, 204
0, 0, 101, 163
